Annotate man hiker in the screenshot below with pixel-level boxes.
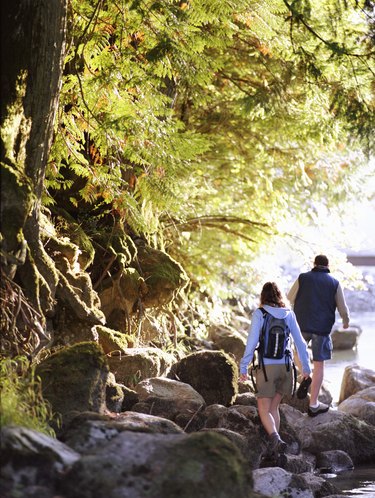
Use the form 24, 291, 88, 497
288, 254, 350, 416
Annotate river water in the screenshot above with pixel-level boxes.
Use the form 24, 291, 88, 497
320, 310, 375, 496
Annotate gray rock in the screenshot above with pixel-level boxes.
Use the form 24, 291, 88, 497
202, 404, 265, 468
339, 364, 375, 403
135, 377, 204, 403
61, 430, 256, 498
282, 404, 375, 464
107, 347, 174, 387
168, 350, 238, 406
0, 425, 80, 497
132, 396, 206, 432
60, 411, 183, 453
132, 378, 206, 431
253, 467, 312, 497
316, 450, 354, 473
253, 467, 340, 497
278, 453, 316, 474
208, 323, 246, 363
338, 386, 375, 425
331, 326, 361, 350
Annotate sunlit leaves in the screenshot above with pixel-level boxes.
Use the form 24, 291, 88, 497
46, 0, 375, 298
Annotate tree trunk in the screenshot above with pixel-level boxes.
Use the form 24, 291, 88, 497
1, 0, 68, 318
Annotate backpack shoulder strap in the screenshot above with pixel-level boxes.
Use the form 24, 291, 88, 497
257, 307, 269, 382
259, 307, 267, 316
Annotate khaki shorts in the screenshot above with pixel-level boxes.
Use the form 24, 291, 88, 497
254, 363, 293, 398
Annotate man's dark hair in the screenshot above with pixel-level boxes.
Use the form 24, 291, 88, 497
314, 254, 329, 267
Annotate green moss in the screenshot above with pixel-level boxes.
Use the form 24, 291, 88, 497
36, 342, 109, 418
38, 341, 108, 371
0, 356, 58, 436
96, 325, 134, 353
149, 431, 253, 498
169, 351, 239, 406
0, 164, 32, 253
137, 245, 188, 288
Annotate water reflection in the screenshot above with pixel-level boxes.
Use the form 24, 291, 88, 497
329, 466, 375, 496
322, 311, 375, 496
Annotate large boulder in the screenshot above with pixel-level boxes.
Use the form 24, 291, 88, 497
253, 467, 339, 498
331, 326, 361, 350
132, 378, 206, 431
208, 324, 246, 363
202, 404, 264, 469
107, 347, 174, 387
281, 404, 375, 464
0, 425, 80, 498
168, 350, 239, 406
36, 342, 109, 424
60, 430, 256, 498
134, 377, 205, 405
60, 411, 184, 453
339, 364, 375, 403
315, 450, 354, 473
338, 386, 375, 426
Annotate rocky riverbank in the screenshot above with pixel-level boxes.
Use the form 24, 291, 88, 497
343, 266, 375, 313
1, 343, 375, 498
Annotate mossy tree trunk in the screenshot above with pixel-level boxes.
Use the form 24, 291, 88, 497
0, 0, 68, 321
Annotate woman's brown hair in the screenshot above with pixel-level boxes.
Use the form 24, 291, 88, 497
260, 282, 286, 307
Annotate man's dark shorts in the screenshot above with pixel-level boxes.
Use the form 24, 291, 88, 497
302, 332, 332, 361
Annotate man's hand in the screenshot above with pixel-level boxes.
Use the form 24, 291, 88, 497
239, 373, 248, 382
343, 323, 349, 329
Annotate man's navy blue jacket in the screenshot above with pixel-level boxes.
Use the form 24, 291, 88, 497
294, 267, 338, 336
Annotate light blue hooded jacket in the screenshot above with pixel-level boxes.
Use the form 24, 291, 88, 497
240, 305, 311, 376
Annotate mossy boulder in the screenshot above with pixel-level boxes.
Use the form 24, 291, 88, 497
60, 430, 255, 498
107, 347, 174, 387
94, 325, 133, 354
168, 350, 239, 406
135, 244, 189, 308
36, 342, 109, 423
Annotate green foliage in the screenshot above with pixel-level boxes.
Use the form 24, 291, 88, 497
0, 356, 59, 436
45, 0, 375, 301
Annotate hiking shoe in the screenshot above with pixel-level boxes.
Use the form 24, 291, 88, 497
268, 437, 287, 455
296, 376, 312, 399
308, 402, 330, 417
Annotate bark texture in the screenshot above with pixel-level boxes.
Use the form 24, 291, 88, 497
1, 0, 68, 316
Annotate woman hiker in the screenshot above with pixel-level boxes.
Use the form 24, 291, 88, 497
239, 282, 312, 456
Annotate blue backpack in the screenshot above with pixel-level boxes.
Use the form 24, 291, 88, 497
251, 308, 296, 392
259, 308, 290, 360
